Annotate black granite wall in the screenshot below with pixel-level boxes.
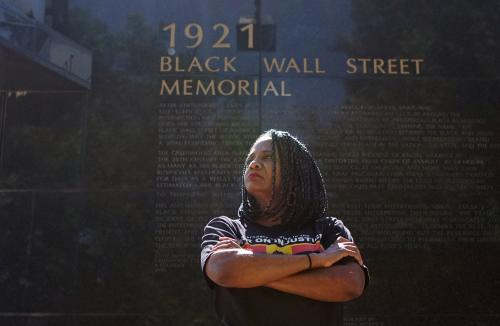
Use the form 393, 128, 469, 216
1, 1, 499, 325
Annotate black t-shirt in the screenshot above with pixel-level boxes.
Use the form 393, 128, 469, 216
200, 216, 369, 326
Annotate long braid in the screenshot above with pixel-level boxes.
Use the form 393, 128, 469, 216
238, 130, 328, 228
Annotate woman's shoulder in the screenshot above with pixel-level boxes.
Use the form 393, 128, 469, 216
315, 216, 349, 230
204, 215, 244, 228
203, 216, 246, 237
315, 216, 353, 240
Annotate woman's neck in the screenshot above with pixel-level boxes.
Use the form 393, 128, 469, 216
255, 212, 282, 227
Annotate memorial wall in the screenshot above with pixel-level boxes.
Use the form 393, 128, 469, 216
0, 0, 499, 325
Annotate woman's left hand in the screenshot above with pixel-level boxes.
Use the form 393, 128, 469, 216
212, 236, 242, 252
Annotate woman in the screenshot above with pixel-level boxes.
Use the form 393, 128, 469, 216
201, 130, 369, 326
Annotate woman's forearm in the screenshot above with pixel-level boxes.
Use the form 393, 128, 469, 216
265, 262, 366, 302
205, 248, 313, 288
205, 236, 364, 289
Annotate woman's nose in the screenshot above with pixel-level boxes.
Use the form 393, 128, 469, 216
248, 159, 261, 169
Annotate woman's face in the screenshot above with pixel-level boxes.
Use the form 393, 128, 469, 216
244, 135, 281, 208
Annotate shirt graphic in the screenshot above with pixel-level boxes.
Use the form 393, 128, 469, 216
242, 234, 324, 254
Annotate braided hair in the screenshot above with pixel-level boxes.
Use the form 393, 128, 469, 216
238, 130, 328, 228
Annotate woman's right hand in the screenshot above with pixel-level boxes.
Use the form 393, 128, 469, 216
314, 236, 364, 268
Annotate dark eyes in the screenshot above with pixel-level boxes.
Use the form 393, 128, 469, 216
245, 153, 272, 165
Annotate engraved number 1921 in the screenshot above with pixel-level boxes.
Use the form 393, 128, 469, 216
162, 23, 254, 49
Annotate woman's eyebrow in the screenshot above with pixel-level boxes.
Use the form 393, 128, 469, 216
246, 150, 273, 160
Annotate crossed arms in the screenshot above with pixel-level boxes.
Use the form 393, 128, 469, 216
205, 236, 366, 302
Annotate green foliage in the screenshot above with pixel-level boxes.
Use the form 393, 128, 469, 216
66, 8, 116, 75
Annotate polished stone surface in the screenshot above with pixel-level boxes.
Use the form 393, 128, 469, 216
0, 0, 499, 325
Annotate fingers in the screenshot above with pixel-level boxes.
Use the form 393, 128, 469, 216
350, 251, 363, 266
212, 241, 239, 251
345, 245, 363, 266
212, 243, 238, 252
329, 240, 356, 250
327, 239, 364, 266
218, 236, 237, 241
336, 236, 350, 243
218, 236, 240, 246
211, 236, 241, 252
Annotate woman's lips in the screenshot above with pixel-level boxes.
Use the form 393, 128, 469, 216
248, 172, 263, 179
